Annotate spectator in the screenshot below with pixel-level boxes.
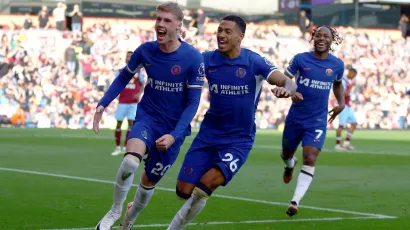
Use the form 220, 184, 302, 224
23, 14, 33, 30
11, 105, 25, 127
299, 10, 311, 39
399, 14, 409, 38
53, 2, 67, 31
191, 9, 208, 36
183, 10, 193, 30
65, 43, 76, 73
0, 16, 408, 130
38, 5, 50, 29
69, 4, 82, 34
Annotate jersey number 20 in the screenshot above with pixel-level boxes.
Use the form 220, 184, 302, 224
151, 163, 171, 176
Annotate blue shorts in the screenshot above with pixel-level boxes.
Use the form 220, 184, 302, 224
282, 120, 327, 151
128, 118, 185, 183
338, 106, 357, 126
115, 103, 138, 121
178, 137, 253, 186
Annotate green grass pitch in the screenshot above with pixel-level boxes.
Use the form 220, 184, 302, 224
0, 128, 409, 229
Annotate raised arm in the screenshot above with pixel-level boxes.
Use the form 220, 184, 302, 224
93, 46, 144, 133
254, 55, 297, 98
98, 48, 143, 108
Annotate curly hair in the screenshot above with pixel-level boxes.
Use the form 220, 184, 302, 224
310, 25, 343, 52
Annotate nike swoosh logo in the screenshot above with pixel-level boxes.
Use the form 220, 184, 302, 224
121, 172, 132, 181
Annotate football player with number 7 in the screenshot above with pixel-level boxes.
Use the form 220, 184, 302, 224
280, 25, 345, 217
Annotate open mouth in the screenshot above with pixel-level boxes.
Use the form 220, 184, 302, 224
218, 39, 227, 49
316, 42, 326, 49
157, 28, 167, 39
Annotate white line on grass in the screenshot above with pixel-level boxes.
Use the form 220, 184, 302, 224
41, 216, 390, 230
253, 144, 409, 156
0, 167, 396, 219
2, 133, 408, 156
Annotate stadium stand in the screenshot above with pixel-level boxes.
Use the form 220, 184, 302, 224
0, 14, 409, 130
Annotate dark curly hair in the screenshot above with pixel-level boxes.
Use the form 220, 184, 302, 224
310, 25, 343, 52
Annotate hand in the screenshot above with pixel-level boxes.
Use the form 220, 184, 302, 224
328, 105, 345, 123
271, 87, 292, 98
291, 92, 304, 103
156, 134, 176, 151
92, 105, 105, 133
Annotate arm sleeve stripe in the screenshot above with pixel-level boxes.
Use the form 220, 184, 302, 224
126, 65, 141, 74
187, 85, 203, 89
284, 69, 295, 79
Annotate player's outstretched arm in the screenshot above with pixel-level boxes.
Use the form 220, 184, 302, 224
97, 67, 135, 106
254, 55, 297, 98
268, 71, 298, 98
93, 48, 143, 133
98, 48, 143, 108
329, 77, 346, 123
92, 69, 134, 134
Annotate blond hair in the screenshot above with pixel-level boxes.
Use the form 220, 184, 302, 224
156, 1, 184, 22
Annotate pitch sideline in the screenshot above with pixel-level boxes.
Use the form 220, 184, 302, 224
0, 167, 396, 220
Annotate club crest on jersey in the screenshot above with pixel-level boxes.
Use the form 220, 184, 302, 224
236, 68, 246, 78
326, 68, 333, 76
171, 65, 182, 75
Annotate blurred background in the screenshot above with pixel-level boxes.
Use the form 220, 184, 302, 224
0, 0, 409, 131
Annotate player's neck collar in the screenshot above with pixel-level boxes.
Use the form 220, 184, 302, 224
311, 50, 329, 60
208, 49, 249, 67
158, 40, 182, 54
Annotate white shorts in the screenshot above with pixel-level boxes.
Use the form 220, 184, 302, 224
338, 105, 357, 126
114, 103, 138, 121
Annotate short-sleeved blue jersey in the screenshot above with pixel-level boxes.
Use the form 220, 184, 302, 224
285, 51, 344, 126
196, 48, 277, 143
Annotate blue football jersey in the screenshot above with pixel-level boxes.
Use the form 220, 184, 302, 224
197, 49, 277, 143
126, 41, 205, 136
285, 51, 344, 126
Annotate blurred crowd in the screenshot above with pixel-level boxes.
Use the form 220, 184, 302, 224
0, 10, 409, 130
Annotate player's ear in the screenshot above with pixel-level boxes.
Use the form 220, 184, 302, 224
177, 22, 182, 32
238, 32, 244, 43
